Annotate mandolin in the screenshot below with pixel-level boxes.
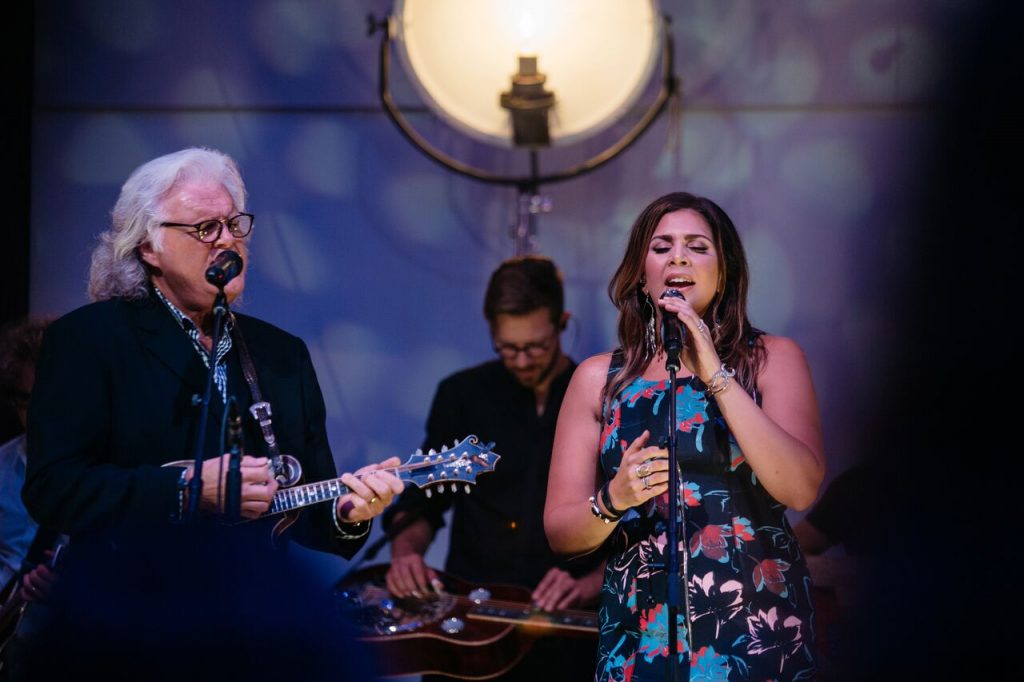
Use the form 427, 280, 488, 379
165, 435, 499, 538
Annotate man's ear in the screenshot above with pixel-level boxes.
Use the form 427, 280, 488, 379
558, 311, 570, 331
138, 241, 158, 268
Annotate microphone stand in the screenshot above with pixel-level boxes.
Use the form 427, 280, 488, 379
185, 288, 231, 521
663, 336, 692, 682
224, 397, 244, 523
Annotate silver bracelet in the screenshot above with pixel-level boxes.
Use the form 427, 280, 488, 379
333, 506, 372, 539
706, 364, 736, 395
172, 467, 189, 522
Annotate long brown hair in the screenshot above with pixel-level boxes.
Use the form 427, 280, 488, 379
604, 192, 765, 410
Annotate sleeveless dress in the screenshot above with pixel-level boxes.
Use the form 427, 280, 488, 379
595, 374, 817, 682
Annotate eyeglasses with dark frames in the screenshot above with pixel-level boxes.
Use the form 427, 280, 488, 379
159, 213, 254, 243
492, 328, 558, 360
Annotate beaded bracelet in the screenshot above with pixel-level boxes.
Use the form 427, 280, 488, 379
589, 495, 618, 524
706, 364, 736, 396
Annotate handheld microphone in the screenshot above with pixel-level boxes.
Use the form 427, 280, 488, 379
205, 251, 243, 288
660, 289, 686, 372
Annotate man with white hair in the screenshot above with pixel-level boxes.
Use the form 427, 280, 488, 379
26, 146, 401, 541
13, 147, 403, 677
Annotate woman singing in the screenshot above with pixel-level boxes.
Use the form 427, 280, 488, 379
545, 192, 824, 681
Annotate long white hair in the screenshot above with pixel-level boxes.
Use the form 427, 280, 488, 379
88, 147, 247, 301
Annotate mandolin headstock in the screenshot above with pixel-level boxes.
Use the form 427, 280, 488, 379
399, 435, 499, 497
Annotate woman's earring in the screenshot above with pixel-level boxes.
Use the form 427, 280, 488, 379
642, 291, 656, 359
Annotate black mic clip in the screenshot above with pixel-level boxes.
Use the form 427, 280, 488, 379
660, 289, 686, 373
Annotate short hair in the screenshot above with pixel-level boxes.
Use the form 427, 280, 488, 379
0, 317, 51, 399
483, 256, 565, 326
88, 147, 247, 302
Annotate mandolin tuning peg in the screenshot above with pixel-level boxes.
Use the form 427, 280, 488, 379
464, 484, 470, 494
428, 448, 436, 456
453, 438, 459, 447
414, 448, 423, 456
425, 488, 432, 498
450, 483, 457, 493
441, 444, 449, 453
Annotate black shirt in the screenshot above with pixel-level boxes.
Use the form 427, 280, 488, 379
386, 358, 599, 588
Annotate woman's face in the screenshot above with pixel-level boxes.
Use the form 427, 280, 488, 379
642, 209, 720, 317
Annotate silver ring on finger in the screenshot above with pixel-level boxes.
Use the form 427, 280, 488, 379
642, 475, 652, 490
697, 319, 707, 334
369, 497, 380, 505
636, 461, 652, 478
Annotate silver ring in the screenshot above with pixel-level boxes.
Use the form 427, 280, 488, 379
697, 319, 708, 334
369, 497, 380, 505
636, 462, 652, 478
642, 475, 652, 490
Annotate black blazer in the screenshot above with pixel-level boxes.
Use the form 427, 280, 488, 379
24, 295, 363, 557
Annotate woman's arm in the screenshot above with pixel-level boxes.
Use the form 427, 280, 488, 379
545, 354, 615, 555
544, 354, 671, 554
715, 335, 825, 510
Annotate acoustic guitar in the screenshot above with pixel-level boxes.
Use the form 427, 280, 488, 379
335, 563, 598, 680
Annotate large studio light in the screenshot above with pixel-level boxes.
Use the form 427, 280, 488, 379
371, 0, 676, 253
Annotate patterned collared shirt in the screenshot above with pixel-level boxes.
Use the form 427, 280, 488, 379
152, 285, 233, 404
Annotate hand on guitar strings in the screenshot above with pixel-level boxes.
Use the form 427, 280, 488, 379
531, 567, 600, 612
185, 454, 280, 519
386, 551, 444, 599
336, 456, 405, 524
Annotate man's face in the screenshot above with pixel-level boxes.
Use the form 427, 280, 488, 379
492, 308, 563, 389
139, 181, 248, 318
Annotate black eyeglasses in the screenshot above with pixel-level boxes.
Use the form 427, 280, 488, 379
493, 328, 558, 359
160, 213, 254, 243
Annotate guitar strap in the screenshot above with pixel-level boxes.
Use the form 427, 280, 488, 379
229, 316, 290, 483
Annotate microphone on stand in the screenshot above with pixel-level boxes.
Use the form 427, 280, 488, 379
660, 289, 686, 372
205, 251, 244, 288
225, 397, 243, 522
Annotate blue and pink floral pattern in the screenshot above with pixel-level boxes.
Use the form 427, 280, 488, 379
595, 376, 817, 681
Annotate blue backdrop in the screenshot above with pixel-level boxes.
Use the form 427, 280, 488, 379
30, 0, 956, 577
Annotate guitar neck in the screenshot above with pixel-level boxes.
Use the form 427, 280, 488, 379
267, 466, 419, 516
264, 438, 496, 519
267, 476, 353, 516
467, 603, 598, 634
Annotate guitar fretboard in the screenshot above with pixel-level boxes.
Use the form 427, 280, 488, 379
270, 479, 351, 514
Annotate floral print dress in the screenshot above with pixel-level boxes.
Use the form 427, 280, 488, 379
595, 375, 817, 682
